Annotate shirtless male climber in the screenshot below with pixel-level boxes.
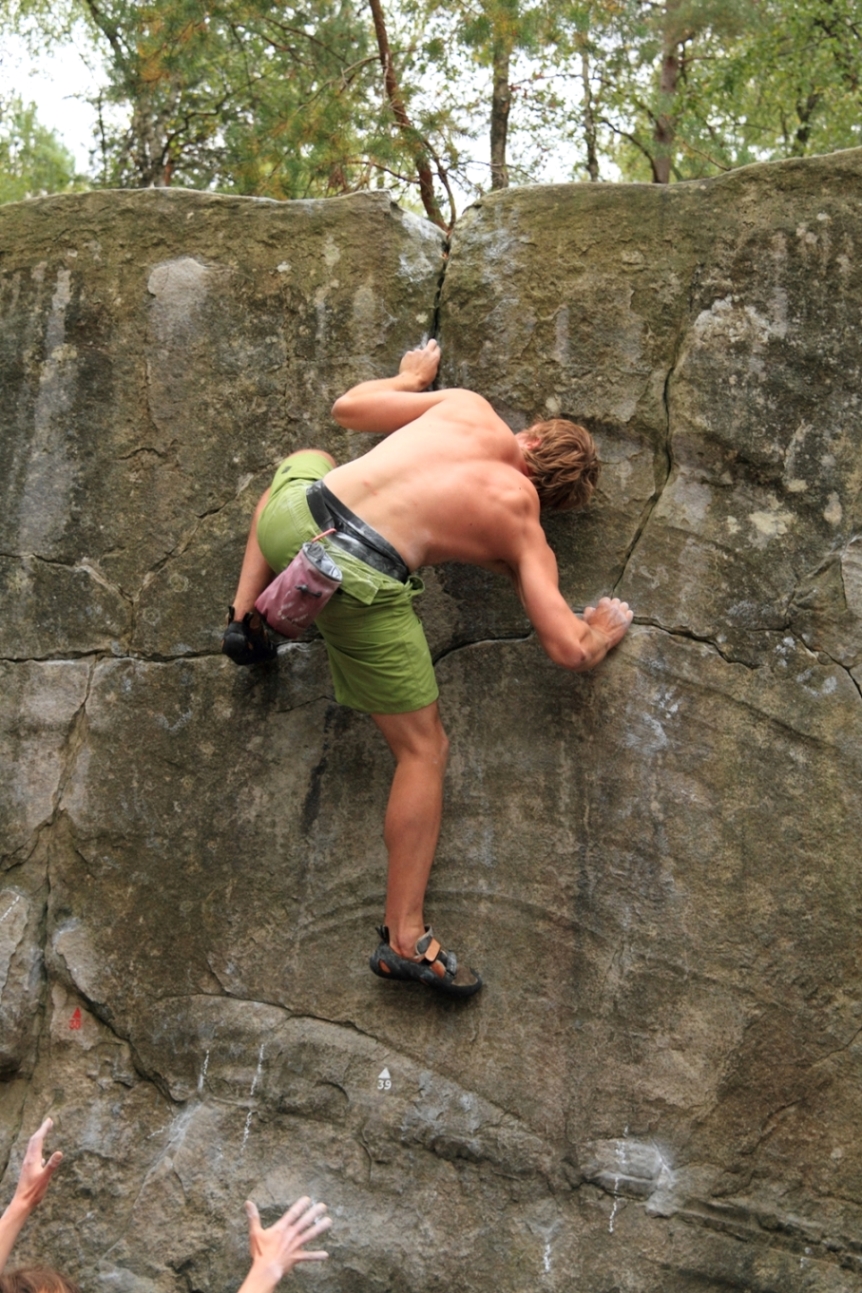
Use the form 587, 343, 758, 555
222, 339, 633, 997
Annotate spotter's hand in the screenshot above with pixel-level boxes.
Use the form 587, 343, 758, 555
245, 1197, 330, 1279
12, 1118, 63, 1214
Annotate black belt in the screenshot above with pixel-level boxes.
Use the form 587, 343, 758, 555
306, 480, 410, 583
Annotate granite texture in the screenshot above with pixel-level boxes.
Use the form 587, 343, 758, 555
2, 161, 862, 1292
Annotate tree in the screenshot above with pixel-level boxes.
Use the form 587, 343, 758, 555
80, 0, 386, 195
731, 0, 862, 160
414, 0, 565, 191
367, 0, 452, 226
583, 0, 756, 183
0, 95, 82, 202
4, 0, 862, 210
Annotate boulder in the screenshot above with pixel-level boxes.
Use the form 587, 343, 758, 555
1, 159, 861, 1292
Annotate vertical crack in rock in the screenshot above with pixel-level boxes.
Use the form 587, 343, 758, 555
805, 644, 862, 703
298, 701, 356, 839
429, 233, 451, 345
52, 658, 95, 818
611, 487, 665, 599
38, 665, 96, 1082
613, 319, 685, 596
300, 729, 331, 839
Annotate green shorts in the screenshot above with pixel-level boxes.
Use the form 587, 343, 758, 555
256, 452, 439, 715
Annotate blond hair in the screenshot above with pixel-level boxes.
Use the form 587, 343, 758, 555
522, 419, 599, 512
0, 1269, 81, 1293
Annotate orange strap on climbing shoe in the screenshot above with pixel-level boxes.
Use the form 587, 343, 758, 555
421, 938, 447, 977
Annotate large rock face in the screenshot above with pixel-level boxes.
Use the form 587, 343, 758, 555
1, 158, 861, 1292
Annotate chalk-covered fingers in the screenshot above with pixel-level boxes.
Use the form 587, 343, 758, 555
398, 338, 441, 388
15, 1117, 63, 1211
584, 596, 633, 649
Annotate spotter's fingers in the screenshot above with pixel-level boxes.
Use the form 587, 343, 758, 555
296, 1211, 331, 1238
276, 1196, 313, 1229
25, 1118, 53, 1159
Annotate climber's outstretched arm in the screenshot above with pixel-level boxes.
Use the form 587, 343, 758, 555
331, 339, 455, 434
509, 509, 633, 671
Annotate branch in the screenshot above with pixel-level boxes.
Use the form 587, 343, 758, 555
675, 136, 731, 173
366, 0, 448, 230
80, 0, 128, 71
600, 115, 660, 181
261, 16, 356, 64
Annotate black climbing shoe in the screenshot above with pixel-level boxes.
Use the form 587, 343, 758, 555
221, 606, 278, 665
370, 925, 483, 997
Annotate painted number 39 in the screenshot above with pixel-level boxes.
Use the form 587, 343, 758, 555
377, 1067, 391, 1092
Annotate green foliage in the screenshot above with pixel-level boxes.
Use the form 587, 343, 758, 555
732, 0, 862, 159
0, 95, 83, 202
567, 0, 764, 183
79, 0, 389, 195
389, 0, 577, 192
571, 0, 862, 183
3, 0, 862, 213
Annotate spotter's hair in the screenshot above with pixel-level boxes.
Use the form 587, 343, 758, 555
522, 419, 600, 512
0, 1269, 82, 1293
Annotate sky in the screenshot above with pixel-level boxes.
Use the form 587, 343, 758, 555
4, 30, 103, 173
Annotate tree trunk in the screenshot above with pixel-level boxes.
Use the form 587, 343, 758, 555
652, 50, 678, 182
792, 91, 822, 155
652, 1, 680, 184
367, 0, 448, 228
580, 46, 599, 181
490, 37, 511, 189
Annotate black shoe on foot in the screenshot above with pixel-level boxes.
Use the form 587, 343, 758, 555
370, 925, 483, 997
221, 606, 277, 665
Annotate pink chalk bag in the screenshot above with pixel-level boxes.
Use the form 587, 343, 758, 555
254, 529, 342, 638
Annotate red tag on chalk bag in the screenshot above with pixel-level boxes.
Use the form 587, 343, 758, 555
255, 530, 342, 639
